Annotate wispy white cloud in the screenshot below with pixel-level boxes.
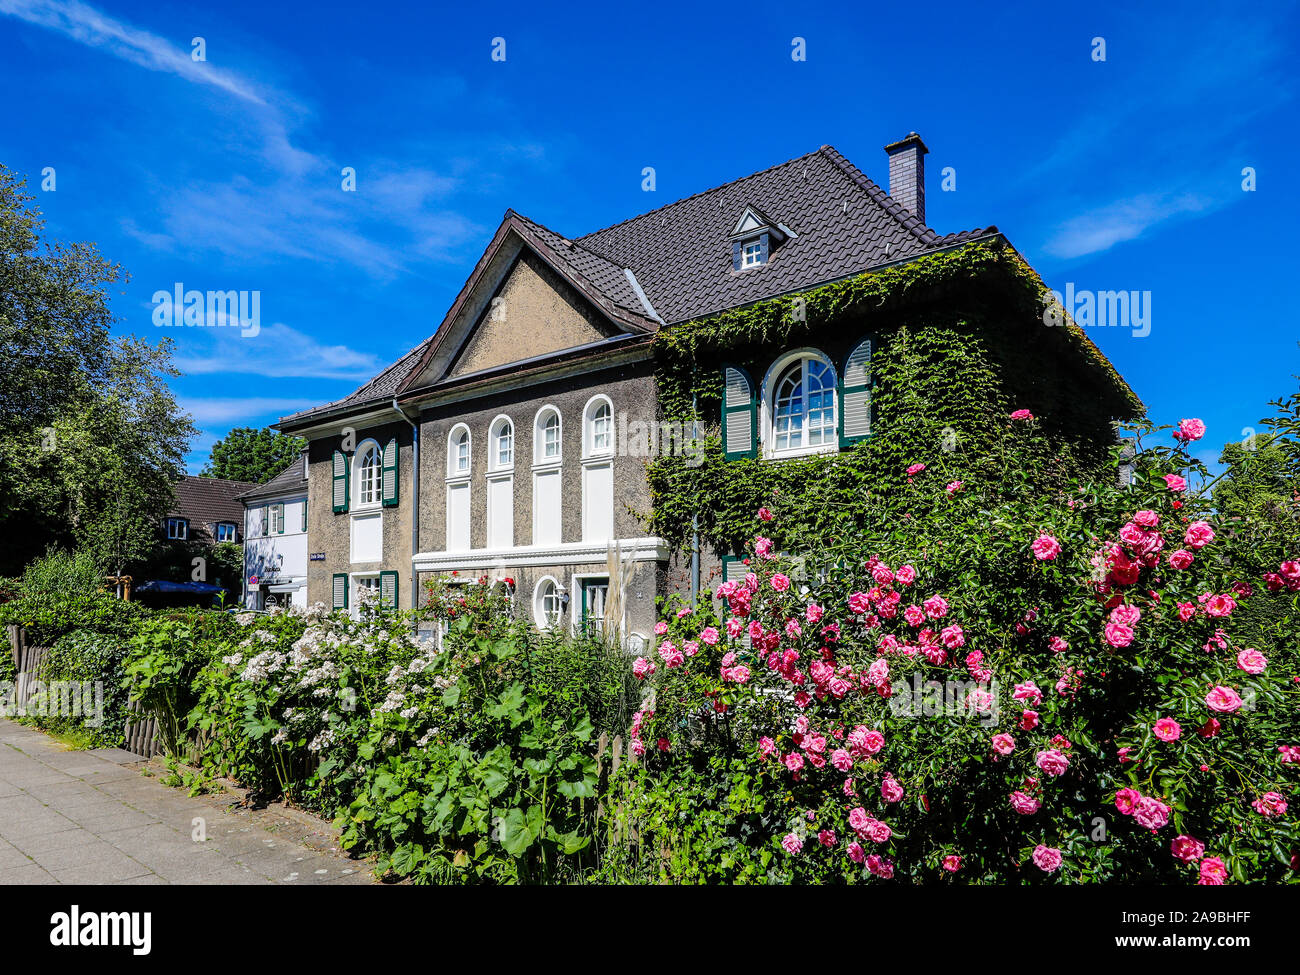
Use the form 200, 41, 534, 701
1043, 191, 1218, 259
0, 0, 270, 105
171, 322, 385, 380
178, 396, 323, 427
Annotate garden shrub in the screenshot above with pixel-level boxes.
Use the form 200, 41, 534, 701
609, 414, 1300, 885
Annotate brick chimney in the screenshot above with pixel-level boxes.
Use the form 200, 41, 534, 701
884, 132, 929, 224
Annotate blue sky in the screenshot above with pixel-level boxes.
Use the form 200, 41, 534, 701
1, 0, 1296, 475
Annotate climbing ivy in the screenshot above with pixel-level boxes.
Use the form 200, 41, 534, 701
647, 240, 1142, 556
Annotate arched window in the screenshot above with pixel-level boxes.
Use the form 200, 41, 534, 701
583, 396, 614, 458
533, 576, 562, 630
766, 352, 837, 457
534, 407, 562, 465
448, 425, 471, 478
355, 441, 382, 507
489, 416, 514, 471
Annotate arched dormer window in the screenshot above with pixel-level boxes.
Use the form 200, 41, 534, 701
488, 416, 514, 472
448, 425, 471, 478
354, 440, 382, 508
763, 350, 837, 459
534, 406, 562, 465
583, 395, 614, 459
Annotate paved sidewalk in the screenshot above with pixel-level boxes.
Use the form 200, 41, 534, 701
0, 719, 373, 884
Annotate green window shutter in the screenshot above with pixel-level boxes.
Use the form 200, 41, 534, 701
379, 570, 398, 610
332, 450, 349, 513
721, 364, 757, 460
332, 573, 348, 610
382, 438, 399, 507
274, 502, 285, 534
301, 498, 307, 532
839, 337, 872, 447
721, 555, 748, 584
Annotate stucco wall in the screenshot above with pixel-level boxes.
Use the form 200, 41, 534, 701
306, 419, 417, 609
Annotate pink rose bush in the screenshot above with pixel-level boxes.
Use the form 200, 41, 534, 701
613, 414, 1299, 885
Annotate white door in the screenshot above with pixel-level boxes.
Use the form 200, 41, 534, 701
533, 469, 561, 545
487, 475, 513, 549
582, 462, 613, 543
447, 482, 471, 551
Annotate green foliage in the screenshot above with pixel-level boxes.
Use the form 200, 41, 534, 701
202, 426, 304, 484
0, 166, 195, 576
27, 629, 132, 749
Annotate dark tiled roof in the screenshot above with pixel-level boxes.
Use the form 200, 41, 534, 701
577, 145, 993, 325
169, 475, 258, 534
237, 453, 308, 502
281, 144, 993, 426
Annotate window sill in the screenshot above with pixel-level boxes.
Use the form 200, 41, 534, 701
764, 443, 839, 462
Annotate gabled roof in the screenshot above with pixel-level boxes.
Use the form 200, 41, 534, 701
168, 475, 258, 530
279, 144, 994, 429
237, 452, 308, 502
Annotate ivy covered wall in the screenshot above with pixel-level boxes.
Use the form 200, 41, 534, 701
645, 240, 1143, 558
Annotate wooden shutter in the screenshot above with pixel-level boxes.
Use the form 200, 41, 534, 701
379, 570, 398, 610
332, 573, 348, 610
839, 337, 872, 447
274, 502, 285, 534
722, 555, 748, 584
301, 498, 307, 532
382, 438, 399, 507
259, 506, 267, 537
722, 365, 757, 460
332, 450, 349, 513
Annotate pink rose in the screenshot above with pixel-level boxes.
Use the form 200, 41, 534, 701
946, 480, 963, 494
1104, 622, 1135, 648
1236, 648, 1267, 674
1013, 681, 1043, 705
848, 591, 871, 614
847, 841, 865, 864
653, 620, 668, 636
771, 573, 791, 593
1049, 636, 1069, 654
1203, 593, 1236, 618
1168, 549, 1194, 570
1009, 791, 1041, 815
1133, 509, 1160, 528
1036, 748, 1070, 776
1163, 473, 1187, 492
831, 748, 854, 772
940, 624, 965, 649
1032, 534, 1062, 561
881, 775, 904, 803
632, 657, 655, 679
1153, 717, 1182, 742
1134, 796, 1171, 831
992, 733, 1016, 756
783, 752, 804, 772
1110, 604, 1141, 626
754, 536, 773, 559
1115, 788, 1141, 815
1171, 835, 1205, 863
758, 737, 777, 759
817, 829, 836, 847
1197, 857, 1228, 885
871, 564, 895, 587
1205, 686, 1243, 713
1010, 409, 1034, 421
896, 565, 916, 586
1184, 521, 1215, 549
903, 605, 926, 627
1174, 418, 1206, 442
757, 506, 774, 521
1032, 845, 1062, 873
922, 595, 949, 619
906, 463, 926, 476
1019, 710, 1039, 730
1278, 745, 1300, 764
1252, 792, 1288, 818
699, 626, 719, 646
781, 832, 803, 854
942, 854, 962, 872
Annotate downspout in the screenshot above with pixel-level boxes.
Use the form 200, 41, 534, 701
690, 386, 700, 603
392, 400, 420, 611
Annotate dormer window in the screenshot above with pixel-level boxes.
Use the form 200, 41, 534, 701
729, 206, 787, 272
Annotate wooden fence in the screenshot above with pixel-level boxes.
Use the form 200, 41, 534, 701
6, 624, 160, 757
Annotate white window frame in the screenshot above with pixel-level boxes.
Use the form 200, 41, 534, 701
570, 572, 615, 638
533, 405, 562, 467
741, 237, 763, 268
582, 394, 615, 460
354, 439, 383, 510
268, 504, 285, 535
215, 522, 237, 543
166, 518, 188, 541
447, 424, 472, 478
350, 573, 381, 619
488, 415, 515, 473
533, 575, 563, 630
761, 348, 839, 460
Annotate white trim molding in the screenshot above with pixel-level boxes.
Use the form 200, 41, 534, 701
413, 536, 669, 573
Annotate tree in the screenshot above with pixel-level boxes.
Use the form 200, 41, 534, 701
203, 427, 304, 483
0, 166, 195, 575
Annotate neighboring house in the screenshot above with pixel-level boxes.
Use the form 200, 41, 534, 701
238, 451, 310, 610
164, 475, 256, 549
277, 134, 1139, 644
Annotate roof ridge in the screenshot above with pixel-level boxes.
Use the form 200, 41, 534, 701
575, 147, 827, 242
815, 144, 940, 245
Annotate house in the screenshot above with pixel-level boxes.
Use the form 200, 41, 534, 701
277, 134, 1139, 643
164, 475, 256, 547
238, 451, 310, 610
